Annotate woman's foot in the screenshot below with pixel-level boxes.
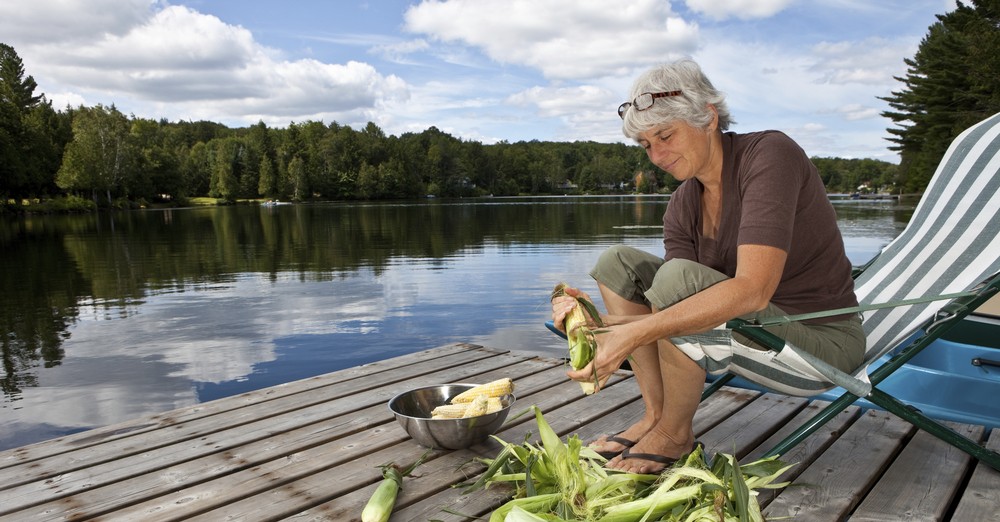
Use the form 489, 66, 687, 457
590, 433, 636, 459
588, 421, 653, 458
607, 431, 697, 474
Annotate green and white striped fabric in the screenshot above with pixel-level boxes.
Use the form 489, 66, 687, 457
720, 112, 1000, 397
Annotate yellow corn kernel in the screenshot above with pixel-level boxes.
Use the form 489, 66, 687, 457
463, 395, 489, 417
451, 378, 514, 403
430, 403, 469, 419
486, 397, 503, 414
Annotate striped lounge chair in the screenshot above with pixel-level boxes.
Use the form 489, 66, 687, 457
717, 111, 1000, 469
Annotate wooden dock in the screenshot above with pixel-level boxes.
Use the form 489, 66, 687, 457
1, 343, 998, 521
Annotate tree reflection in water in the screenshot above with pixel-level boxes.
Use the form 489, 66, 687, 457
0, 197, 912, 450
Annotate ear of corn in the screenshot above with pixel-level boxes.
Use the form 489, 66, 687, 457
361, 478, 399, 522
552, 282, 604, 395
361, 452, 430, 522
430, 379, 513, 419
431, 403, 470, 419
463, 395, 490, 417
432, 397, 506, 418
451, 378, 514, 403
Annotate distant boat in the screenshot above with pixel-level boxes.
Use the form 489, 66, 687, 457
261, 200, 290, 207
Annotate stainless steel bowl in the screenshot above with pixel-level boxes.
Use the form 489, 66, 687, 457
388, 383, 515, 449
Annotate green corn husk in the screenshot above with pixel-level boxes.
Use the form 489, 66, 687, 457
503, 505, 567, 521
551, 283, 605, 394
462, 406, 796, 522
361, 452, 430, 522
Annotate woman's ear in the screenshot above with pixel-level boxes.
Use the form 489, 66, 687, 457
706, 104, 719, 131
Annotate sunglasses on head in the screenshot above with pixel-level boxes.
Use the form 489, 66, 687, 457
618, 90, 682, 119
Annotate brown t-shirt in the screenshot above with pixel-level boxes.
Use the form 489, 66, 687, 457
663, 131, 858, 320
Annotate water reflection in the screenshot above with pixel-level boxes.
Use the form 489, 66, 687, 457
0, 196, 911, 450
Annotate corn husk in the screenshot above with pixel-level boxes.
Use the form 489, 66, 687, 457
361, 452, 430, 522
461, 406, 795, 522
551, 283, 605, 394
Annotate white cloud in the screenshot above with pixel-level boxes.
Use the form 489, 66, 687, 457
836, 104, 882, 121
685, 0, 796, 20
3, 3, 410, 126
0, 0, 942, 156
810, 37, 916, 85
507, 85, 614, 117
371, 38, 432, 63
0, 0, 153, 44
688, 36, 904, 159
403, 0, 700, 80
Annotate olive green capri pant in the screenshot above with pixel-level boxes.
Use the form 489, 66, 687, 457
590, 245, 866, 396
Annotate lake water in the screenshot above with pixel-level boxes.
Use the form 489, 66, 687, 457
0, 196, 915, 450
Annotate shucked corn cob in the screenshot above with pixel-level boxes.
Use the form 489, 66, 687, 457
430, 397, 504, 419
430, 379, 513, 419
451, 378, 514, 403
463, 395, 490, 417
430, 403, 472, 418
551, 282, 604, 395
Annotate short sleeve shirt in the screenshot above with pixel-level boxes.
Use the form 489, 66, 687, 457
662, 131, 858, 319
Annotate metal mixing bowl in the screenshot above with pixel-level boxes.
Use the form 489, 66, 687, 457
388, 383, 515, 449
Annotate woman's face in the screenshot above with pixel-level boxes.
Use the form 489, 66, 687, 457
636, 109, 720, 182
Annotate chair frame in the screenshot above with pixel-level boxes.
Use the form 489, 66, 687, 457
713, 272, 1000, 470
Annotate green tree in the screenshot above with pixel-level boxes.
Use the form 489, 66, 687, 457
0, 43, 46, 203
248, 121, 278, 198
881, 0, 1000, 193
208, 137, 242, 202
287, 155, 307, 201
56, 104, 136, 205
184, 141, 211, 196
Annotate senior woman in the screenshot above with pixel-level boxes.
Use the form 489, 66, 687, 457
551, 59, 865, 474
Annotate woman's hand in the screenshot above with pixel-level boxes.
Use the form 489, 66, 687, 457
565, 326, 630, 392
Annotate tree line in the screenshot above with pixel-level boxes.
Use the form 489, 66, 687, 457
0, 51, 895, 211
6, 0, 999, 212
881, 0, 1000, 192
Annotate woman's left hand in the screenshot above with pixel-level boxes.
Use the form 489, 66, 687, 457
566, 326, 631, 392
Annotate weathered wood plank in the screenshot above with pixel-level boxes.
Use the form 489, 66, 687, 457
949, 428, 1000, 521
699, 392, 808, 459
0, 343, 487, 469
763, 408, 913, 521
181, 371, 625, 521
850, 422, 983, 521
742, 399, 861, 508
1, 344, 994, 522
1, 350, 556, 520
73, 359, 606, 521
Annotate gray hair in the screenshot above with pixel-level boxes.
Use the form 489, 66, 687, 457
621, 59, 734, 140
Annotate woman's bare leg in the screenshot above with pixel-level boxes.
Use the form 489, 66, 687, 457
589, 282, 663, 455
608, 334, 705, 473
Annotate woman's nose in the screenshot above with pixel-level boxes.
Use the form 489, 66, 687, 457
647, 142, 669, 165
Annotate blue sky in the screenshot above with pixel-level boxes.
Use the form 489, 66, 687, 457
0, 0, 957, 161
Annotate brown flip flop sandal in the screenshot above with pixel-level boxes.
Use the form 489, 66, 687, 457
618, 441, 705, 473
592, 433, 637, 459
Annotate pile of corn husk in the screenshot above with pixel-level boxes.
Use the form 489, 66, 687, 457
462, 406, 795, 521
